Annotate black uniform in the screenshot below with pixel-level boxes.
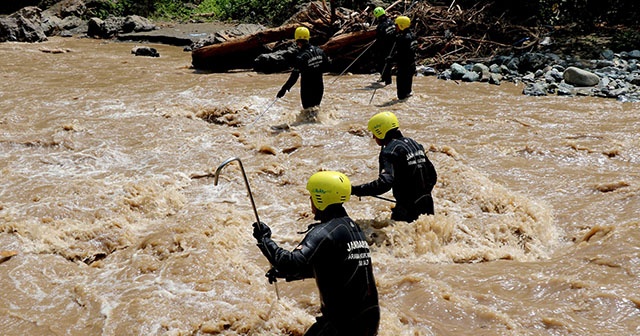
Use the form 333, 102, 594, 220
279, 43, 330, 109
352, 130, 437, 222
255, 205, 379, 336
374, 15, 396, 84
389, 29, 417, 99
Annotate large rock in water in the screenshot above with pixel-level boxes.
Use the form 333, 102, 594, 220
563, 66, 600, 87
0, 6, 47, 42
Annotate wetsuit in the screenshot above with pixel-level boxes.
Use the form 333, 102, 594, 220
279, 43, 330, 109
374, 15, 396, 84
256, 205, 379, 336
390, 29, 417, 99
352, 130, 437, 222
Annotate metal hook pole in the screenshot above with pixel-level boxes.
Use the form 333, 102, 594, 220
213, 157, 280, 299
247, 97, 278, 128
331, 40, 376, 85
369, 43, 395, 105
214, 157, 261, 226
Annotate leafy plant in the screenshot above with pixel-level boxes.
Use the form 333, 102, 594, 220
196, 0, 307, 26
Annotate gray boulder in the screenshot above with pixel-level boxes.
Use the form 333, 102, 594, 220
563, 66, 600, 87
122, 15, 156, 33
0, 6, 47, 42
449, 63, 468, 80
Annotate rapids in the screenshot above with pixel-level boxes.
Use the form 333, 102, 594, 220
1, 37, 639, 335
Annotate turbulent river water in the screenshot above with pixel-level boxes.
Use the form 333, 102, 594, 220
1, 37, 639, 336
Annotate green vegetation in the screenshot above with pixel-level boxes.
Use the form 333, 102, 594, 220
194, 0, 306, 26
106, 0, 304, 25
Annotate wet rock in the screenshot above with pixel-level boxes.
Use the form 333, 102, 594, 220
523, 82, 548, 96
601, 49, 615, 60
122, 15, 156, 34
416, 65, 437, 76
449, 63, 468, 80
623, 50, 640, 59
563, 66, 600, 86
40, 11, 63, 36
254, 48, 296, 74
87, 15, 157, 39
131, 46, 159, 57
0, 6, 47, 42
462, 71, 480, 82
488, 73, 502, 85
472, 63, 490, 82
519, 52, 552, 72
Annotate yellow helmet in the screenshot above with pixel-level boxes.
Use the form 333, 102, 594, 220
294, 27, 310, 41
306, 171, 351, 211
368, 111, 399, 139
395, 16, 411, 30
373, 7, 385, 18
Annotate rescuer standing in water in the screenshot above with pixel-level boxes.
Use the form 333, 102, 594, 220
277, 27, 331, 110
352, 111, 437, 222
252, 171, 380, 335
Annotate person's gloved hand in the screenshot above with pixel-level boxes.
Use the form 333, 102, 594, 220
351, 185, 363, 197
276, 88, 287, 98
265, 267, 281, 284
385, 56, 393, 63
252, 221, 271, 240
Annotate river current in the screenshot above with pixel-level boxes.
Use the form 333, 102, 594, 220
1, 37, 639, 335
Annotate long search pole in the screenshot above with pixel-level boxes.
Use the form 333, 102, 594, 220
369, 42, 395, 104
331, 40, 376, 84
213, 157, 280, 299
247, 97, 278, 128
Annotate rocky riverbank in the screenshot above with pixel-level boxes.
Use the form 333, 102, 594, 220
2, 2, 639, 102
427, 50, 640, 102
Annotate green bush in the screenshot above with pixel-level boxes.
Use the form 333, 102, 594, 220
195, 0, 307, 26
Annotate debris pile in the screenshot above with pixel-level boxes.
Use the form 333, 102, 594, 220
191, 1, 545, 73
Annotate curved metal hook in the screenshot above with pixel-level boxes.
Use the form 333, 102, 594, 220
214, 157, 261, 225
213, 157, 280, 299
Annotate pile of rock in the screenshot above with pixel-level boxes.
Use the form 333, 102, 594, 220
0, 3, 156, 43
428, 50, 640, 102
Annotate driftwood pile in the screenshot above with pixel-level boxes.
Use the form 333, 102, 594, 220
191, 1, 546, 73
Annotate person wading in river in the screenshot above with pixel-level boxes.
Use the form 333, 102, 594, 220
372, 7, 395, 85
277, 27, 331, 112
351, 111, 437, 223
252, 171, 380, 335
386, 16, 417, 100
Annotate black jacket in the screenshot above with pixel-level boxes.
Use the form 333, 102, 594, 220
374, 16, 395, 57
281, 43, 330, 108
256, 205, 379, 329
392, 29, 417, 70
353, 130, 437, 218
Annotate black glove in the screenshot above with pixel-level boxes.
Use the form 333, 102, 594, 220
252, 221, 271, 240
385, 56, 393, 63
276, 88, 287, 98
351, 185, 363, 197
265, 267, 281, 284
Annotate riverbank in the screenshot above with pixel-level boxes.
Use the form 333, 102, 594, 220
2, 4, 639, 102
117, 21, 237, 46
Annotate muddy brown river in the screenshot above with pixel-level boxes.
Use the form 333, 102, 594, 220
1, 37, 639, 335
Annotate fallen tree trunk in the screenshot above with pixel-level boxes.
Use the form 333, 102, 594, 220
191, 23, 307, 71
320, 28, 376, 54
192, 25, 377, 73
